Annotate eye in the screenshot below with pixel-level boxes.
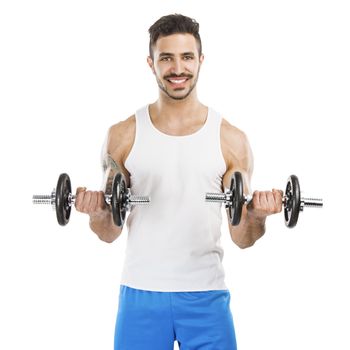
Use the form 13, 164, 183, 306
183, 55, 194, 60
160, 56, 171, 62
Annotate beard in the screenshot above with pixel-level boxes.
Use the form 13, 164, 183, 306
155, 69, 200, 101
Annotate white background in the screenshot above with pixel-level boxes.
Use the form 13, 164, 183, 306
1, 0, 349, 349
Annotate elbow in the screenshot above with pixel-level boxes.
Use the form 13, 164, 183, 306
232, 229, 265, 249
239, 242, 254, 249
91, 227, 122, 244
99, 233, 121, 244
231, 230, 256, 249
230, 219, 266, 249
234, 239, 255, 249
100, 235, 117, 244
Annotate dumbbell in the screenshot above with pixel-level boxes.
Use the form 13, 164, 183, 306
32, 172, 150, 227
205, 172, 323, 228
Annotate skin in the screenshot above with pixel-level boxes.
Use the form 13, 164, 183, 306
75, 33, 283, 248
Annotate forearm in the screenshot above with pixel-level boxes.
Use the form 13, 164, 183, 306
89, 209, 122, 243
229, 208, 266, 249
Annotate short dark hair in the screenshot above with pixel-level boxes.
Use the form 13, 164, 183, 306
148, 14, 202, 59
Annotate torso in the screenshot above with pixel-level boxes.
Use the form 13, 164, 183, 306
108, 111, 245, 184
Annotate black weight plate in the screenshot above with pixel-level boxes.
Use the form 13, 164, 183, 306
111, 172, 127, 227
55, 173, 72, 226
229, 172, 244, 226
284, 175, 301, 228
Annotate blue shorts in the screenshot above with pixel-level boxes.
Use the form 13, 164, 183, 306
114, 285, 237, 350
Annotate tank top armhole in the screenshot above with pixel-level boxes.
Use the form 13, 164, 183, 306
217, 113, 228, 174
124, 112, 139, 170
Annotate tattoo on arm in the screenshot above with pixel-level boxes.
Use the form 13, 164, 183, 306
102, 154, 121, 194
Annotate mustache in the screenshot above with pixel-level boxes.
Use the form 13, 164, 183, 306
163, 73, 193, 80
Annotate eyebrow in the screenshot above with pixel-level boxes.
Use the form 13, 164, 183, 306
159, 52, 195, 57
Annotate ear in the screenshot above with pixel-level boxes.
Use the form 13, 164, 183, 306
147, 56, 155, 74
199, 54, 205, 64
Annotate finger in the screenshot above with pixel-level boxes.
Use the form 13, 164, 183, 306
258, 191, 269, 210
75, 188, 86, 210
82, 191, 92, 213
272, 189, 283, 212
251, 190, 260, 209
265, 191, 274, 206
272, 188, 283, 197
98, 191, 106, 210
90, 191, 99, 212
266, 191, 279, 213
76, 187, 87, 194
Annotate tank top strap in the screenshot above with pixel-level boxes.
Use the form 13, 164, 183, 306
204, 107, 222, 136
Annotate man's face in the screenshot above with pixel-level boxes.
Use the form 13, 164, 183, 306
147, 33, 204, 100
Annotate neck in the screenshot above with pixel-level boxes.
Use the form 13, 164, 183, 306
151, 89, 205, 122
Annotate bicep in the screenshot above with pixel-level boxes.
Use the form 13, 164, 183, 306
100, 127, 129, 193
222, 133, 254, 195
221, 130, 255, 232
101, 153, 122, 194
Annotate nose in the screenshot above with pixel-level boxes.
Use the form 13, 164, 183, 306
170, 57, 183, 75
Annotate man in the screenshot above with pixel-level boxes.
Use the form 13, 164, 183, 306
75, 14, 282, 350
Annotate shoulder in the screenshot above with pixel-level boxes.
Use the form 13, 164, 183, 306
100, 114, 136, 168
108, 114, 135, 144
220, 117, 253, 173
106, 115, 135, 153
221, 118, 247, 142
221, 117, 251, 156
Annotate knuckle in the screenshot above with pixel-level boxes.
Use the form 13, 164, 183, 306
81, 205, 89, 213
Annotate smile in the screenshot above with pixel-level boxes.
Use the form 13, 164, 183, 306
167, 78, 188, 84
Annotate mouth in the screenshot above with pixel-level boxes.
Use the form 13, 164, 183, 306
167, 78, 188, 84
165, 76, 191, 88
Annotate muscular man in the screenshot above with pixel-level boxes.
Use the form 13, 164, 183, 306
76, 14, 283, 350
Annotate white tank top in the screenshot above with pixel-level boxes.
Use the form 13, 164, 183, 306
120, 105, 227, 292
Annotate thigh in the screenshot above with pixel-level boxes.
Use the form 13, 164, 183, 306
114, 285, 175, 350
172, 290, 237, 350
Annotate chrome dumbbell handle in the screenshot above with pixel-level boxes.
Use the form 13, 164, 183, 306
33, 190, 150, 208
205, 192, 252, 206
206, 172, 323, 228
109, 190, 151, 212
32, 192, 56, 206
299, 197, 323, 210
32, 173, 151, 226
205, 192, 323, 209
205, 192, 229, 203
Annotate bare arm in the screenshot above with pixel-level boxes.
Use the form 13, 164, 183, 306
221, 120, 282, 249
75, 121, 132, 243
87, 153, 124, 243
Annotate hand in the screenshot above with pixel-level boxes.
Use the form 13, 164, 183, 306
75, 187, 107, 218
247, 189, 283, 219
